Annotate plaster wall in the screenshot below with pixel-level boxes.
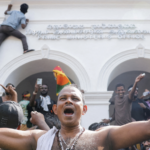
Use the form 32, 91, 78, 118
0, 0, 150, 128
0, 1, 150, 91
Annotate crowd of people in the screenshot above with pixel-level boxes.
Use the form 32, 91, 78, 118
0, 74, 149, 150
87, 73, 150, 150
0, 82, 60, 130
1, 3, 150, 150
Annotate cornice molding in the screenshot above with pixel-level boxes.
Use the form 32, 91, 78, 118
0, 0, 10, 4
84, 91, 113, 105
7, 0, 150, 7
1, 17, 150, 23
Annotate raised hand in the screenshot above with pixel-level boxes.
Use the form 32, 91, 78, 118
8, 4, 12, 8
0, 84, 17, 102
145, 89, 149, 92
34, 82, 39, 94
135, 74, 144, 83
0, 84, 15, 95
26, 19, 29, 22
30, 111, 45, 125
30, 111, 50, 130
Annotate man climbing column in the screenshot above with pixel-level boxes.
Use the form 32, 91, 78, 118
0, 3, 34, 54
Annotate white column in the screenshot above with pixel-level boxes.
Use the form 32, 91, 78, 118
81, 91, 113, 129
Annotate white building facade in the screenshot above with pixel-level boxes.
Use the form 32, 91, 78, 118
0, 0, 150, 129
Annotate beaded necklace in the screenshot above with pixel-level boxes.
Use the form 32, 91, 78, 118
57, 128, 85, 150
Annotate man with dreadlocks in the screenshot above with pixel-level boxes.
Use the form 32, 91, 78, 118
0, 3, 34, 53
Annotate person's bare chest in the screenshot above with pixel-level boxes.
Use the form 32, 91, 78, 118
51, 133, 108, 150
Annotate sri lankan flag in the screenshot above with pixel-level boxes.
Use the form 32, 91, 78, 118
53, 66, 71, 95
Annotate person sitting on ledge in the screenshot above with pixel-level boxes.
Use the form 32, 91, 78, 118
0, 4, 34, 54
1, 84, 150, 150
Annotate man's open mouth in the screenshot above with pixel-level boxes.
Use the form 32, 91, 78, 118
145, 146, 150, 150
64, 108, 74, 116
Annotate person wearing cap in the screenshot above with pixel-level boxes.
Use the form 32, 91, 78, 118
19, 91, 33, 130
0, 4, 34, 54
129, 87, 150, 121
103, 74, 144, 126
0, 83, 17, 104
30, 82, 61, 129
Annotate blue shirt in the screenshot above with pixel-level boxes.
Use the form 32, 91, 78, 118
1, 10, 26, 29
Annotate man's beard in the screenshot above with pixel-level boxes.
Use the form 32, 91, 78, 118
41, 92, 48, 96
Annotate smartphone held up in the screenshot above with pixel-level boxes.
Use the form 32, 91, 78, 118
37, 78, 42, 85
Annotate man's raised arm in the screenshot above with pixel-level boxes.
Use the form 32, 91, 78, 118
30, 111, 50, 131
0, 129, 36, 150
109, 121, 150, 150
4, 4, 12, 15
0, 84, 17, 102
21, 19, 29, 29
30, 82, 39, 107
128, 74, 144, 101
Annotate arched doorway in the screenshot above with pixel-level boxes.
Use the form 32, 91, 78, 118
0, 47, 90, 95
96, 45, 150, 124
107, 58, 150, 92
97, 44, 150, 91
106, 57, 150, 124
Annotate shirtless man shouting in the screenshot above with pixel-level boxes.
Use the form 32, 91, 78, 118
1, 84, 150, 150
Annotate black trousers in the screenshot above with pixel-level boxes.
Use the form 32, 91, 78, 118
0, 25, 28, 51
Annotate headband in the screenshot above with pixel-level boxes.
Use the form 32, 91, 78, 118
128, 87, 138, 92
23, 93, 31, 98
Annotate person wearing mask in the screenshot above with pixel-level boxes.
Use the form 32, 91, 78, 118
129, 86, 150, 121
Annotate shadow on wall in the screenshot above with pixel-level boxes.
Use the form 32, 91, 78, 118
16, 72, 74, 102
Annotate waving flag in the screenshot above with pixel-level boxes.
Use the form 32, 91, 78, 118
53, 66, 71, 95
